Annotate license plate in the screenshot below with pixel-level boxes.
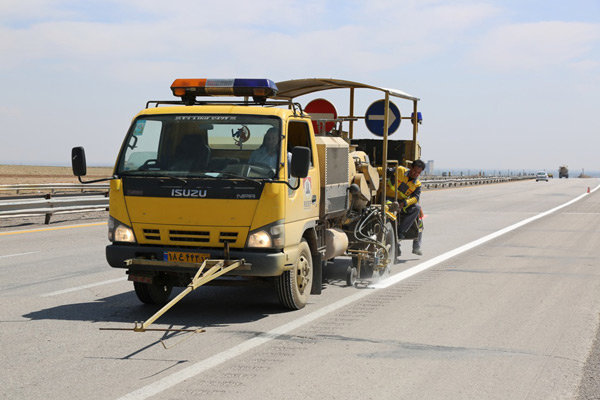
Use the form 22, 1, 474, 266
164, 251, 209, 264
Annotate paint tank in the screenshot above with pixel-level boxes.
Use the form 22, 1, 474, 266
324, 228, 349, 260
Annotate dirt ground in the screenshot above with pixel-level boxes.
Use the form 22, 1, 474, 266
0, 164, 113, 185
0, 165, 111, 229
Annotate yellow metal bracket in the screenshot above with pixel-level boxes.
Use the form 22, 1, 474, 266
100, 258, 244, 334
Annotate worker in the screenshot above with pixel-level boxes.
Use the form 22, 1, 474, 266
386, 159, 426, 257
170, 130, 211, 171
249, 127, 279, 170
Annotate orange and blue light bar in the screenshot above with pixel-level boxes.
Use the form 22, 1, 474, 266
171, 78, 278, 98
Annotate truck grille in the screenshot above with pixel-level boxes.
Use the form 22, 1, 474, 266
143, 229, 161, 241
219, 232, 238, 243
169, 230, 210, 242
135, 224, 247, 247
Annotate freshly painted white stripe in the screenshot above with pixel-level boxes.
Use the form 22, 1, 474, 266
41, 277, 126, 297
117, 289, 372, 400
117, 184, 599, 400
0, 251, 39, 259
374, 185, 598, 289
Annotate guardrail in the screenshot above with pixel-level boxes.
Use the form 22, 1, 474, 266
0, 177, 534, 225
0, 184, 109, 224
420, 175, 534, 189
0, 183, 109, 194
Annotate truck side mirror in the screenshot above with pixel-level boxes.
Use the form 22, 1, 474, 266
72, 146, 87, 177
290, 146, 310, 178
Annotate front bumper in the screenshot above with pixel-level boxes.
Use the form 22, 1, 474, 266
106, 244, 297, 277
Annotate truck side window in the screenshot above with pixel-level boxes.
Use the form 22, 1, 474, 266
287, 121, 313, 166
122, 119, 162, 170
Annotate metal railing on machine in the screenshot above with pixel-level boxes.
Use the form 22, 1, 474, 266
0, 183, 109, 224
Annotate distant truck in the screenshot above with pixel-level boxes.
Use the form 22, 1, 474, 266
559, 165, 569, 179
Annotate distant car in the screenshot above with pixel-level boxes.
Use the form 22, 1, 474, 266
536, 171, 549, 182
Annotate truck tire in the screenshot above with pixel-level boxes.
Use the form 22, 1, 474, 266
133, 281, 172, 305
277, 239, 312, 310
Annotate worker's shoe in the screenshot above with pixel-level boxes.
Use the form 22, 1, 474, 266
412, 247, 423, 256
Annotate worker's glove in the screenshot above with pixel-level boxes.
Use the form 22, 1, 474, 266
389, 201, 400, 212
398, 199, 407, 210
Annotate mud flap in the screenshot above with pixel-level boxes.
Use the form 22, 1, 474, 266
311, 252, 323, 295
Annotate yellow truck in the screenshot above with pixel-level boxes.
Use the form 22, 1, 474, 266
72, 78, 422, 315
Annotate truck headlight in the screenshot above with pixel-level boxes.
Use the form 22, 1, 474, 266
247, 222, 284, 248
108, 216, 136, 243
247, 230, 272, 247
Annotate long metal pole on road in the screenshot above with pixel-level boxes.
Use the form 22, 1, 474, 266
380, 92, 390, 213
412, 99, 418, 161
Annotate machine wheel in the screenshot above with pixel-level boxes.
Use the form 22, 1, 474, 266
277, 239, 312, 310
346, 266, 357, 287
385, 221, 396, 264
372, 222, 395, 280
133, 281, 173, 305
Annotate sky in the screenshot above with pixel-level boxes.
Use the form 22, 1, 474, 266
1, 0, 599, 174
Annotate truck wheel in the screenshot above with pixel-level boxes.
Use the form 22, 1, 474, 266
133, 281, 172, 305
277, 239, 312, 310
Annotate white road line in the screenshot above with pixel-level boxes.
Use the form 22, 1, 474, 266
374, 184, 598, 289
117, 184, 600, 400
0, 251, 39, 259
41, 277, 126, 297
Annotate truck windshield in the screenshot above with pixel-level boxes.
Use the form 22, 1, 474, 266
116, 114, 282, 179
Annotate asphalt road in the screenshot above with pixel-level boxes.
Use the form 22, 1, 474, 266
1, 178, 599, 399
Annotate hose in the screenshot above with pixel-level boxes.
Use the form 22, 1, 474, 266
351, 207, 390, 261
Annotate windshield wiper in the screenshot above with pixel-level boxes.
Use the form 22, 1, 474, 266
158, 175, 188, 185
197, 171, 264, 186
118, 171, 188, 185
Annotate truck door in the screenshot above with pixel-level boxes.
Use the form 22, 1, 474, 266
286, 120, 320, 225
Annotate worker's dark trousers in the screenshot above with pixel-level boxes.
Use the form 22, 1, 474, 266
398, 204, 420, 233
413, 229, 423, 250
398, 204, 422, 250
